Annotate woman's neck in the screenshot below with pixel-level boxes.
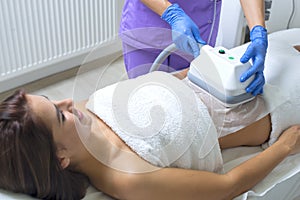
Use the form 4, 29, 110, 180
73, 100, 133, 173
74, 100, 159, 178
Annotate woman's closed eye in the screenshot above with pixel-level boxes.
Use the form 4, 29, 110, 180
54, 104, 65, 124
40, 95, 66, 125
60, 110, 66, 122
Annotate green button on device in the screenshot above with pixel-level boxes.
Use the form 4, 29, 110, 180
218, 49, 225, 54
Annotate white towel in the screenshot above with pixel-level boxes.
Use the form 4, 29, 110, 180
227, 28, 300, 199
86, 71, 223, 173
263, 29, 300, 147
230, 29, 300, 148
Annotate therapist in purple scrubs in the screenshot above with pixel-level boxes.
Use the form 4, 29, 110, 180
119, 0, 268, 95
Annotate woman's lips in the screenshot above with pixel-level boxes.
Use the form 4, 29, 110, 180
74, 108, 92, 126
75, 109, 83, 121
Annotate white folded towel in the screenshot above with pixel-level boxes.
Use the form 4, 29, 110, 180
86, 71, 223, 173
227, 28, 300, 199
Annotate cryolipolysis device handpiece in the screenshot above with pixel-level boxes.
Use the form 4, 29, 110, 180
149, 44, 255, 107
187, 45, 255, 107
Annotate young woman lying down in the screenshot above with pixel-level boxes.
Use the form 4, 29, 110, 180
1, 65, 300, 200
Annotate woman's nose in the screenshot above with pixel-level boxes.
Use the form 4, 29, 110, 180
55, 98, 73, 111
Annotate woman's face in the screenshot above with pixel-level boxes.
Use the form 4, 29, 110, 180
26, 94, 92, 165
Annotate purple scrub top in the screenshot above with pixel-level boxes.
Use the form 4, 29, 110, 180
119, 0, 222, 78
120, 0, 222, 49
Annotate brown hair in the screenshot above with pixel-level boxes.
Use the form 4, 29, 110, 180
0, 89, 88, 199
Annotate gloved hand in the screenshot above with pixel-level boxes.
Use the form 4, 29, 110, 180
240, 25, 268, 96
161, 3, 206, 58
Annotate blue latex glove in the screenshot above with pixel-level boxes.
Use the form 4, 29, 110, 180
161, 4, 206, 58
240, 25, 268, 96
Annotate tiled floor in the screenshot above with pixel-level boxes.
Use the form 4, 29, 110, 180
0, 54, 127, 102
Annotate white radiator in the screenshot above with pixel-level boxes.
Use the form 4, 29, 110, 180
0, 0, 123, 92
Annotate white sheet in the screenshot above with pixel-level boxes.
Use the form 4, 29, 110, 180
1, 28, 300, 200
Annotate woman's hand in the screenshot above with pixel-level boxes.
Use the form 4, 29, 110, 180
277, 125, 300, 155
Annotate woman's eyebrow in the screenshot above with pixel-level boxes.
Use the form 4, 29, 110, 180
41, 95, 49, 100
40, 95, 62, 125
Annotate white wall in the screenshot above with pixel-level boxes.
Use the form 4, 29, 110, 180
0, 0, 124, 93
266, 0, 300, 33
216, 0, 300, 49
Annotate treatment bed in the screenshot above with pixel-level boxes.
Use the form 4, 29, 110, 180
1, 28, 300, 200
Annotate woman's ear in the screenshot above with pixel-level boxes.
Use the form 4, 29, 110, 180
56, 149, 70, 169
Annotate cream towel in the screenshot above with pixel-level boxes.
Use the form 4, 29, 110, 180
86, 71, 223, 173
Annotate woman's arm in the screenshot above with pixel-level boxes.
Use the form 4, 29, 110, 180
116, 125, 300, 200
140, 0, 171, 16
240, 0, 265, 30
